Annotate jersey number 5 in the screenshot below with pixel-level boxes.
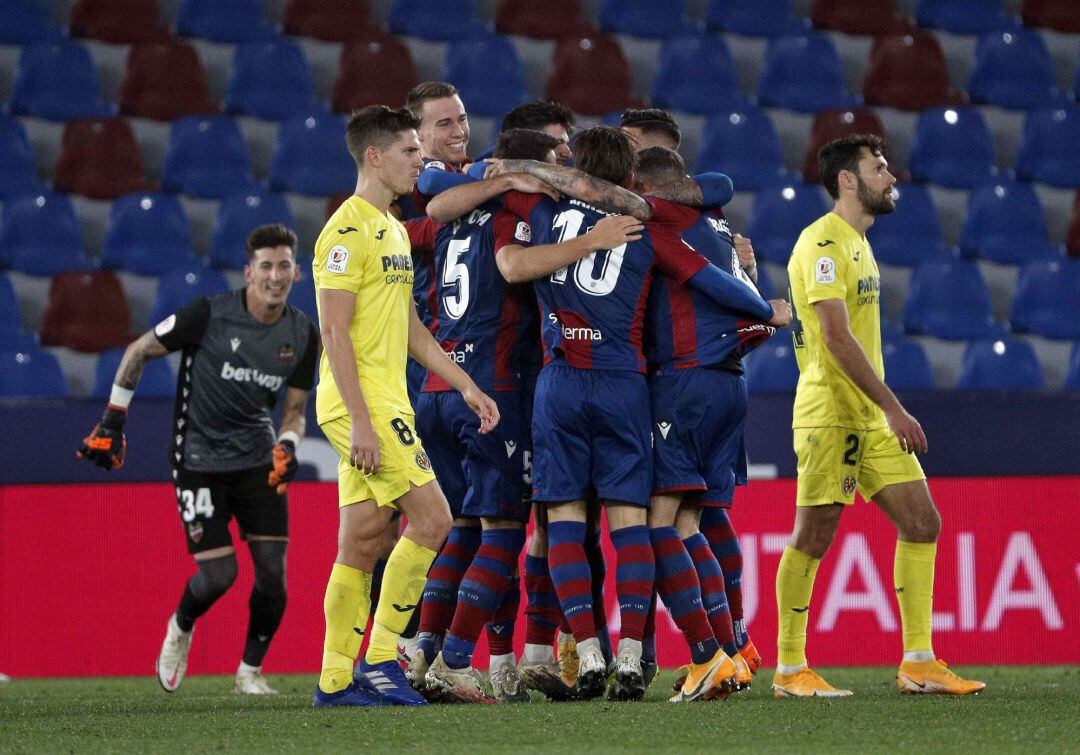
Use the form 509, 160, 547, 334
549, 209, 625, 296
442, 238, 471, 319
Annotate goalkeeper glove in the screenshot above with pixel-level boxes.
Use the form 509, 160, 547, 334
77, 406, 127, 470
268, 438, 298, 494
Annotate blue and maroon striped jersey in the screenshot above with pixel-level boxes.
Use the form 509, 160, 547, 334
410, 157, 471, 331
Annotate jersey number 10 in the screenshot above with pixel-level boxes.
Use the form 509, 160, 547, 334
549, 209, 626, 297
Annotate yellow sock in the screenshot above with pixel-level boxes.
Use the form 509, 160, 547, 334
319, 563, 372, 693
894, 540, 936, 655
775, 546, 821, 669
364, 536, 436, 665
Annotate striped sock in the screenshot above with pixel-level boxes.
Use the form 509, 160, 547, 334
700, 508, 747, 648
487, 580, 520, 658
641, 593, 657, 665
684, 532, 737, 657
547, 520, 596, 642
585, 528, 613, 663
523, 554, 561, 646
650, 526, 718, 664
417, 525, 481, 663
609, 525, 655, 643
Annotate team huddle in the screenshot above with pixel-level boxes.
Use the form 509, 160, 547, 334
77, 79, 985, 706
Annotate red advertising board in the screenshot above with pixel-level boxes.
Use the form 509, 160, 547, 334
1, 477, 1077, 677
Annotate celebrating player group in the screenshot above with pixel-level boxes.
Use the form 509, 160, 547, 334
77, 79, 984, 706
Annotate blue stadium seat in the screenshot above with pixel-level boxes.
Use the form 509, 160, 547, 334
867, 184, 943, 266
0, 324, 38, 352
100, 194, 198, 275
883, 337, 936, 390
903, 259, 1004, 340
210, 191, 297, 270
916, 0, 1017, 34
696, 106, 786, 191
91, 347, 175, 398
1016, 106, 1080, 188
0, 0, 61, 43
1065, 342, 1080, 389
176, 0, 277, 43
744, 340, 799, 392
289, 270, 319, 324
226, 40, 318, 121
0, 349, 67, 397
960, 178, 1060, 264
389, 0, 485, 41
599, 0, 699, 38
757, 33, 859, 113
751, 263, 775, 299
956, 338, 1044, 389
1010, 259, 1080, 340
0, 274, 21, 329
909, 108, 997, 189
444, 34, 529, 118
9, 41, 115, 121
148, 267, 231, 326
270, 113, 355, 196
651, 36, 744, 115
968, 30, 1062, 110
706, 0, 808, 36
0, 193, 88, 276
161, 116, 256, 199
746, 182, 829, 262
0, 115, 42, 199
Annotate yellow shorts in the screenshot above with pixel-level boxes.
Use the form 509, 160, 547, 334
321, 410, 436, 509
793, 426, 925, 506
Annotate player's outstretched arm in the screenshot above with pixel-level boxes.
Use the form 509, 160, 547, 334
815, 299, 927, 454
486, 159, 652, 220
426, 173, 558, 223
495, 215, 643, 284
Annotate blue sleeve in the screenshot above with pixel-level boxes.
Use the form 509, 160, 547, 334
416, 168, 478, 197
687, 264, 774, 320
692, 172, 734, 208
466, 162, 489, 180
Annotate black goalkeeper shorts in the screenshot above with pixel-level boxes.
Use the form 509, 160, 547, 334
173, 464, 288, 554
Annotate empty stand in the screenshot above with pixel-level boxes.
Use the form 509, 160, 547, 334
545, 35, 644, 117
696, 106, 786, 191
0, 0, 59, 44
1016, 106, 1080, 188
333, 35, 419, 114
53, 118, 148, 201
863, 31, 966, 112
810, 0, 911, 35
757, 33, 859, 113
99, 194, 198, 275
960, 178, 1060, 264
0, 114, 42, 199
118, 40, 219, 121
210, 191, 297, 270
1022, 0, 1080, 33
162, 117, 256, 199
802, 109, 887, 184
148, 267, 231, 326
867, 183, 943, 266
91, 347, 175, 398
746, 182, 830, 261
903, 259, 1003, 339
883, 337, 936, 390
226, 40, 318, 121
0, 193, 88, 276
175, 0, 277, 43
388, 0, 485, 41
909, 107, 997, 189
0, 275, 21, 330
289, 271, 320, 325
69, 0, 169, 44
705, 0, 808, 36
968, 30, 1062, 110
744, 341, 800, 392
1010, 260, 1080, 340
494, 0, 592, 39
282, 0, 375, 41
916, 0, 1017, 34
651, 35, 743, 115
39, 271, 133, 353
9, 41, 114, 121
1065, 342, 1080, 389
0, 349, 67, 397
598, 0, 698, 39
444, 34, 529, 118
270, 113, 355, 196
956, 338, 1044, 390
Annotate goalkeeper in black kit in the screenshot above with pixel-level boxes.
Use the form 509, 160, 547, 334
78, 224, 319, 694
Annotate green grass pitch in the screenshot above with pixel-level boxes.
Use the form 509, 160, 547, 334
1, 667, 1077, 753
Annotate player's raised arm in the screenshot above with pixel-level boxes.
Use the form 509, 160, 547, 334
426, 171, 557, 223
486, 158, 652, 220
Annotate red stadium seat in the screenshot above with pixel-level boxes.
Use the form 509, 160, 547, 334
495, 0, 594, 39
39, 271, 133, 353
811, 0, 912, 35
325, 192, 351, 219
863, 31, 967, 111
118, 39, 219, 121
545, 35, 645, 116
69, 0, 170, 44
802, 109, 888, 183
333, 33, 418, 113
282, 0, 376, 42
1022, 0, 1080, 33
53, 118, 149, 200
1066, 190, 1080, 257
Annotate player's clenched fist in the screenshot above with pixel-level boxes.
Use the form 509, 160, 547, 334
733, 233, 757, 272
767, 299, 794, 327
588, 215, 644, 250
268, 439, 298, 494
77, 406, 127, 470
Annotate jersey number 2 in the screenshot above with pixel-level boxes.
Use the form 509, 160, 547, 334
549, 209, 625, 296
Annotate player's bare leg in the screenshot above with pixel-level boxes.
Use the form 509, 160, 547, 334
604, 502, 655, 702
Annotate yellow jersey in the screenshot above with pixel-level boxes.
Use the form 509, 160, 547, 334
788, 212, 885, 431
313, 195, 415, 424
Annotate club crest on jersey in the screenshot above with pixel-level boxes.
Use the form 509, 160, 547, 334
415, 450, 432, 472
278, 344, 295, 365
188, 522, 204, 543
327, 245, 349, 274
515, 221, 531, 242
842, 475, 857, 497
425, 160, 446, 172
815, 256, 836, 284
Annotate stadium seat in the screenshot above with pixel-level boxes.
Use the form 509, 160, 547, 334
757, 33, 859, 113
705, 0, 808, 36
270, 113, 355, 196
0, 0, 60, 43
751, 264, 775, 299
148, 267, 231, 326
903, 259, 1003, 340
494, 0, 593, 39
696, 106, 786, 191
1010, 259, 1080, 340
908, 108, 997, 189
0, 324, 38, 353
1065, 342, 1080, 389
161, 117, 256, 199
444, 34, 529, 118
176, 0, 276, 43
9, 41, 115, 122
53, 118, 148, 201
0, 349, 67, 398
0, 193, 88, 276
960, 178, 1060, 264
118, 40, 219, 121
883, 337, 936, 390
99, 194, 198, 275
282, 0, 375, 41
91, 347, 175, 398
0, 115, 43, 199
862, 31, 966, 112
546, 35, 644, 117
388, 0, 485, 41
289, 270, 319, 324
801, 109, 887, 184
599, 0, 698, 38
69, 0, 170, 44
1022, 0, 1080, 33
1016, 107, 1080, 188
210, 191, 297, 270
968, 30, 1062, 110
746, 182, 829, 262
916, 0, 1017, 34
867, 183, 943, 267
956, 338, 1044, 389
40, 270, 133, 353
744, 341, 799, 392
0, 274, 21, 330
651, 35, 743, 115
811, 0, 911, 35
226, 40, 318, 121
1068, 192, 1080, 256
333, 35, 419, 114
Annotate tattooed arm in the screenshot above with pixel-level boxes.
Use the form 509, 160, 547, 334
113, 330, 170, 391
277, 387, 309, 441
486, 159, 652, 220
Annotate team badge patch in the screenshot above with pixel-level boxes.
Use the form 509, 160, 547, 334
515, 221, 531, 243
327, 245, 349, 274
415, 450, 431, 472
278, 344, 295, 365
815, 256, 836, 284
188, 522, 204, 543
154, 314, 176, 337
842, 475, 857, 497
425, 160, 446, 172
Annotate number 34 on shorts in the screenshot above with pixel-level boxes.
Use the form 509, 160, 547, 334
794, 426, 924, 507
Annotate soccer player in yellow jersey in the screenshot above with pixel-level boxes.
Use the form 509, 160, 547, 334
311, 105, 499, 708
773, 135, 984, 698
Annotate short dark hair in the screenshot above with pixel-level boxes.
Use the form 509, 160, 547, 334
572, 126, 637, 186
345, 105, 421, 166
246, 223, 297, 260
619, 108, 681, 148
405, 81, 460, 119
494, 128, 560, 161
635, 146, 686, 187
817, 134, 889, 199
500, 101, 576, 134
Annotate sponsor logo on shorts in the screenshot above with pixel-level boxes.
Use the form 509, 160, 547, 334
504, 440, 517, 458
842, 475, 857, 497
415, 450, 431, 472
327, 245, 349, 274
657, 421, 672, 439
815, 256, 836, 284
188, 522, 203, 543
278, 344, 295, 365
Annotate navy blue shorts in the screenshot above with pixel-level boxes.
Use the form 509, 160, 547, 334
531, 363, 652, 507
650, 366, 748, 508
414, 390, 530, 521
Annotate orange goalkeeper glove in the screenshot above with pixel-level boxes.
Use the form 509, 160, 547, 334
77, 406, 127, 470
268, 438, 298, 494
